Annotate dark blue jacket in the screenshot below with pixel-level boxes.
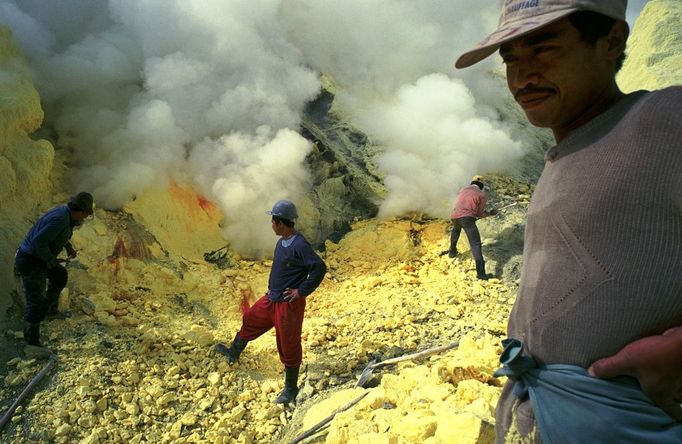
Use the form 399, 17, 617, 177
268, 234, 326, 302
19, 205, 74, 265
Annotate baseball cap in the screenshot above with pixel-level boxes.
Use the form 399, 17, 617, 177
455, 0, 627, 69
471, 175, 485, 184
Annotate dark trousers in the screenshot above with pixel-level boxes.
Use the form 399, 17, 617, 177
15, 251, 67, 323
238, 294, 306, 368
450, 217, 484, 262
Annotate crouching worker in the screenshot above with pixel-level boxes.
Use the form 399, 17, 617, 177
216, 200, 327, 404
447, 175, 497, 279
14, 192, 94, 349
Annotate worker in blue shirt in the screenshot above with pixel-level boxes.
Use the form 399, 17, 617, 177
216, 200, 327, 404
14, 192, 94, 347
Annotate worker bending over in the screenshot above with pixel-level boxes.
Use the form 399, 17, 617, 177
15, 192, 94, 348
448, 175, 497, 280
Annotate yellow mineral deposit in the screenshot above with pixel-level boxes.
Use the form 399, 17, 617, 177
0, 187, 518, 443
1, 1, 679, 443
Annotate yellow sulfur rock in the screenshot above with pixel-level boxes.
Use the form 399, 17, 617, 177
199, 398, 214, 410
89, 293, 117, 313
55, 424, 72, 436
238, 390, 255, 403
211, 413, 233, 433
454, 379, 500, 418
156, 392, 175, 406
169, 420, 183, 439
208, 372, 221, 386
125, 402, 140, 415
433, 411, 495, 444
77, 415, 95, 428
94, 311, 118, 326
96, 398, 108, 412
181, 412, 198, 426
392, 413, 438, 442
370, 408, 397, 433
145, 384, 164, 398
326, 425, 350, 444
410, 383, 453, 403
229, 405, 246, 422
183, 324, 214, 347
356, 433, 398, 444
82, 401, 97, 413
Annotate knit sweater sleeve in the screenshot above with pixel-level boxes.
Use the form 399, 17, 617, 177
295, 239, 327, 297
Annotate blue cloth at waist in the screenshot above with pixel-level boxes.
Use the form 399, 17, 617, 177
494, 338, 682, 444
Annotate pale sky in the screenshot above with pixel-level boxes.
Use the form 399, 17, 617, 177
627, 0, 649, 27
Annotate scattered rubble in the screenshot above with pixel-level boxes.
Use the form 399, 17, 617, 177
0, 175, 531, 442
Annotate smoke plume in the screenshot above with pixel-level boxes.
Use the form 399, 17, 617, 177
2, 0, 529, 253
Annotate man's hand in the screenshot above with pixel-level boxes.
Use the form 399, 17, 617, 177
282, 288, 302, 302
588, 327, 682, 421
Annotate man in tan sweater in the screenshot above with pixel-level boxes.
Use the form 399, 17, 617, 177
456, 0, 681, 442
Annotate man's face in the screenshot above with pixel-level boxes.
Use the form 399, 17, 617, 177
72, 210, 89, 227
271, 218, 284, 236
500, 18, 615, 139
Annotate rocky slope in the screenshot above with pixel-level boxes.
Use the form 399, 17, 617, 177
1, 1, 680, 443
0, 193, 528, 443
617, 0, 682, 92
0, 27, 55, 325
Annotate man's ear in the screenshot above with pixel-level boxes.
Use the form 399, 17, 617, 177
605, 21, 629, 61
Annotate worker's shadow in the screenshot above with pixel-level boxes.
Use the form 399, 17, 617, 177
486, 223, 525, 281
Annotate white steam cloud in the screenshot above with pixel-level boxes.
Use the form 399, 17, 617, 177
279, 0, 523, 217
1, 0, 524, 253
356, 74, 522, 216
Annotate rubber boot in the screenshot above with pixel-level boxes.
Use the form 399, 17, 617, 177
475, 260, 493, 280
274, 367, 299, 404
46, 292, 60, 316
215, 333, 248, 364
24, 322, 41, 346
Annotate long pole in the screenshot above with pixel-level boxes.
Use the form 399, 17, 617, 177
289, 392, 369, 444
0, 354, 58, 431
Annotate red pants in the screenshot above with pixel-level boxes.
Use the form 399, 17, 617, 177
238, 294, 306, 368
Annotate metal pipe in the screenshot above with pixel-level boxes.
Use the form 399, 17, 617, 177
0, 354, 58, 431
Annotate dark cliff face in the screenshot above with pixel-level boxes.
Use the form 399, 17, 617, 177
300, 88, 385, 248
297, 80, 552, 250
